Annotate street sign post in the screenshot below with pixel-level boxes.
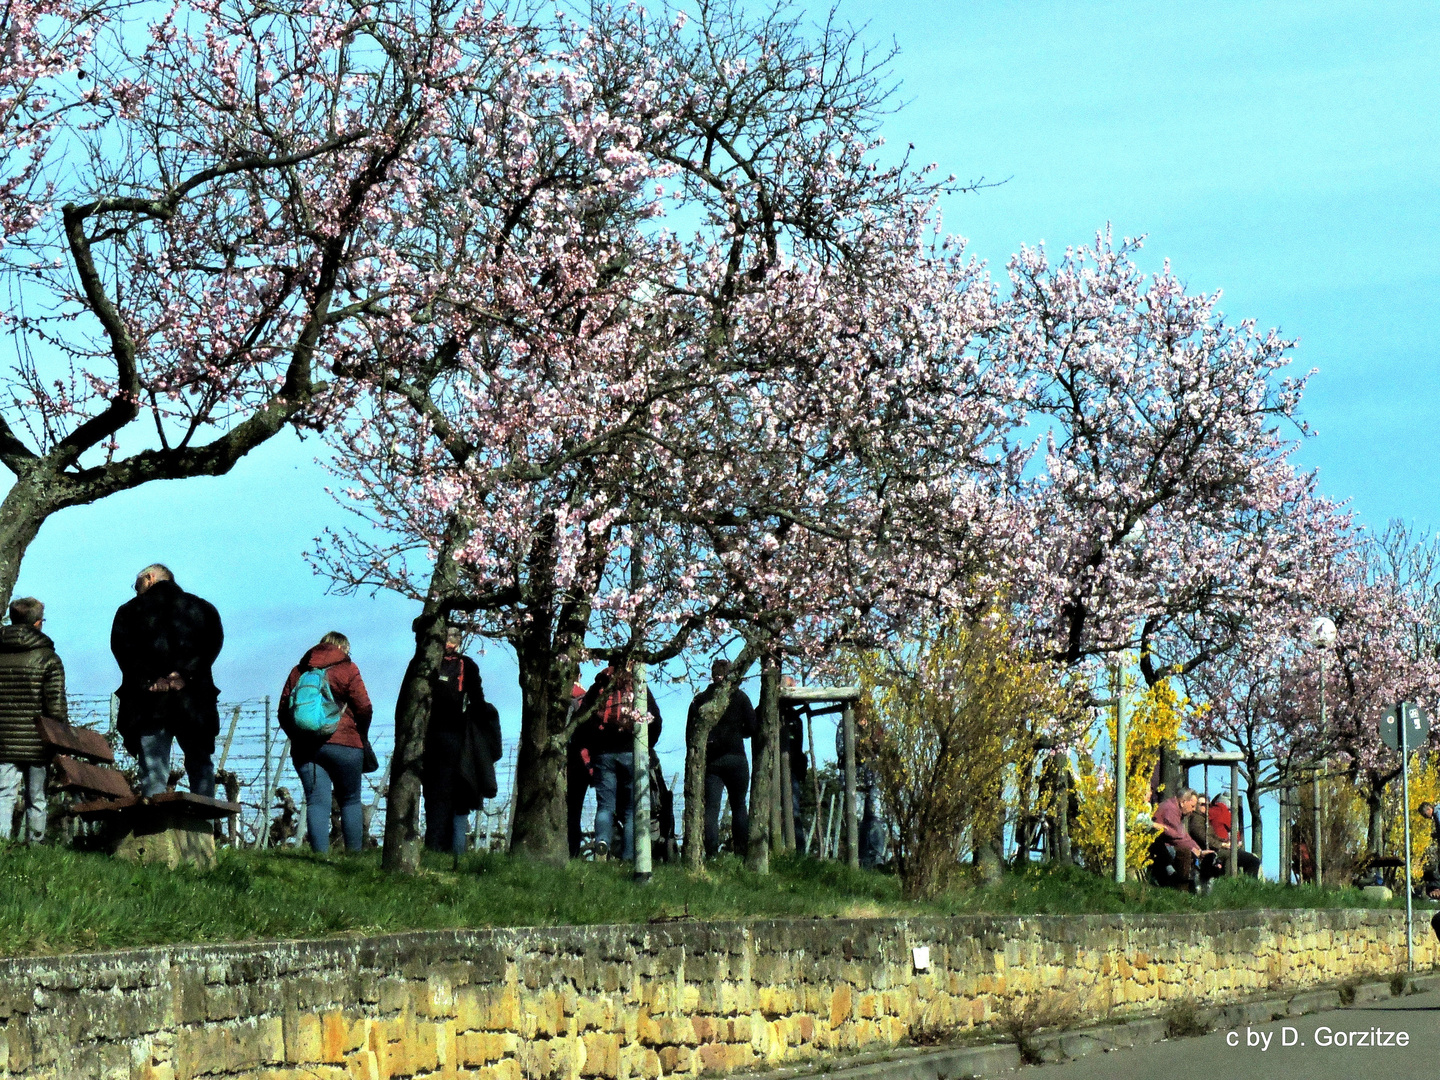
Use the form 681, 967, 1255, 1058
1380, 702, 1430, 753
1380, 701, 1430, 971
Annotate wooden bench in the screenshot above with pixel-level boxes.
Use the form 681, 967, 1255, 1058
35, 716, 240, 868
72, 791, 242, 870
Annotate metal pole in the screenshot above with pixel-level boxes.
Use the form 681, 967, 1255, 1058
807, 709, 822, 854
1401, 702, 1414, 973
842, 703, 859, 870
632, 660, 652, 883
259, 697, 273, 849
259, 737, 290, 850
217, 704, 242, 772
1114, 664, 1127, 884
1228, 764, 1239, 878
1316, 654, 1326, 887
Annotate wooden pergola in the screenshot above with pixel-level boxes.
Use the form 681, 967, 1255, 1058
1177, 750, 1245, 878
779, 685, 862, 868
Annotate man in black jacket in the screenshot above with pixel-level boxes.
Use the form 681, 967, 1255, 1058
0, 597, 66, 841
111, 565, 224, 797
688, 659, 756, 859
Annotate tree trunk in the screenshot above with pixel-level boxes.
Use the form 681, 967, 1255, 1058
382, 601, 450, 874
508, 644, 578, 865
682, 708, 713, 870
1245, 773, 1264, 867
0, 477, 52, 612
975, 819, 1004, 884
382, 518, 472, 873
1158, 743, 1183, 804
746, 661, 773, 873
1366, 781, 1386, 856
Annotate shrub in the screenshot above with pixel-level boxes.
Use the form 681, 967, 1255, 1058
1072, 678, 1186, 878
854, 612, 1078, 900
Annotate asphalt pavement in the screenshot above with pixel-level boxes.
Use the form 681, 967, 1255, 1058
1030, 985, 1440, 1080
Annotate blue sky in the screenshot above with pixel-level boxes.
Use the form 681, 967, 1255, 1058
11, 0, 1438, 867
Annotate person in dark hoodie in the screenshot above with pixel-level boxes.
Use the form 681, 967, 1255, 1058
111, 564, 223, 798
688, 659, 757, 859
779, 682, 809, 853
278, 631, 374, 853
420, 626, 502, 856
0, 597, 66, 842
566, 680, 595, 859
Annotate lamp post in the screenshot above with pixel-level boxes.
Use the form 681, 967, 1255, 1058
1307, 616, 1336, 887
1113, 520, 1145, 885
1114, 661, 1127, 884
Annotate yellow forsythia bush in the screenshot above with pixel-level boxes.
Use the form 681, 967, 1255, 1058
1386, 752, 1440, 882
1072, 676, 1187, 878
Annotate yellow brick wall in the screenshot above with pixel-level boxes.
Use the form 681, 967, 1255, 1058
1, 909, 1435, 1079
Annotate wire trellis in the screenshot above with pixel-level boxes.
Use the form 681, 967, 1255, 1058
60, 694, 840, 856
64, 694, 521, 851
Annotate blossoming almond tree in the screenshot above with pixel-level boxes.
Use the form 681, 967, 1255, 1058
637, 237, 1021, 870
1003, 234, 1352, 683
0, 0, 106, 247
0, 0, 508, 604
1186, 524, 1440, 863
314, 0, 1014, 870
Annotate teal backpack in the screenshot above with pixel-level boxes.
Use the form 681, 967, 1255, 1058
289, 667, 343, 737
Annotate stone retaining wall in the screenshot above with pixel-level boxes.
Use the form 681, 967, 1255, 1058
1, 909, 1434, 1080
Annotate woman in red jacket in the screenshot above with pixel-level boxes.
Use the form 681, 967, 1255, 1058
278, 631, 373, 852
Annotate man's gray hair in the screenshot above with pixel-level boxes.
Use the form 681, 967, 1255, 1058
136, 563, 174, 589
1177, 787, 1198, 802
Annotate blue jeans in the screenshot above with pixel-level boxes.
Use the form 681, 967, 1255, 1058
423, 788, 470, 857
0, 763, 46, 842
294, 744, 365, 853
594, 751, 635, 860
133, 729, 215, 798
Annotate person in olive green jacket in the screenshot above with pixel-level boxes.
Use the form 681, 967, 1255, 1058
0, 597, 67, 842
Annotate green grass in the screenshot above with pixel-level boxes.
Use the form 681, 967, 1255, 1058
0, 845, 1418, 958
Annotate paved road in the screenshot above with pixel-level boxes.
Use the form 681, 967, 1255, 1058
1031, 986, 1440, 1080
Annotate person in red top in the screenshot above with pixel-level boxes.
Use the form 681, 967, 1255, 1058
278, 631, 374, 853
1208, 794, 1262, 877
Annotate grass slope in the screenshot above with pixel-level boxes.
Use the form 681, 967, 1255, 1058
0, 845, 1410, 958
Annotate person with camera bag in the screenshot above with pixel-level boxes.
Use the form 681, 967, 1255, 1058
580, 663, 663, 860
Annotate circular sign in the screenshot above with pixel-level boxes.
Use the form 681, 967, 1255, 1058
1380, 705, 1400, 752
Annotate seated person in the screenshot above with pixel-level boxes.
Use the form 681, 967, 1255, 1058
1207, 794, 1262, 878
1149, 787, 1213, 892
1418, 859, 1440, 902
1187, 795, 1227, 886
